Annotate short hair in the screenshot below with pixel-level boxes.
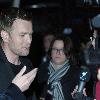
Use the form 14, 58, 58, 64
0, 7, 33, 33
48, 35, 73, 58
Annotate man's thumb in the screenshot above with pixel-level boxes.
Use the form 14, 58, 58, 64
16, 66, 26, 77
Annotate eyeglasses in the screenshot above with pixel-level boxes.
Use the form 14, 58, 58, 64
52, 48, 64, 54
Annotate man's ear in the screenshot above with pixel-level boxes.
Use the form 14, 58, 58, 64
0, 30, 9, 43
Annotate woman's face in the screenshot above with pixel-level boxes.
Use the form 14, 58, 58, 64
51, 40, 66, 65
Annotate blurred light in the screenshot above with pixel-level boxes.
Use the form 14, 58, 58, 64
63, 27, 72, 35
26, 3, 60, 8
12, 0, 20, 7
92, 14, 100, 28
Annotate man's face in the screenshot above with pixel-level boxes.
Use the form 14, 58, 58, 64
7, 19, 33, 56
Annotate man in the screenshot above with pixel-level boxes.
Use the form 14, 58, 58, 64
0, 7, 35, 99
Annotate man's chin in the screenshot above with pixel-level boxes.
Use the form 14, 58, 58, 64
20, 52, 29, 56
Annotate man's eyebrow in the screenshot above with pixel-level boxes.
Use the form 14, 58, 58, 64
20, 32, 33, 34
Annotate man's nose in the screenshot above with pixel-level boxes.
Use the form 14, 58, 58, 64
26, 35, 32, 44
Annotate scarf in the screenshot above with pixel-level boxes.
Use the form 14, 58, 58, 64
48, 60, 70, 100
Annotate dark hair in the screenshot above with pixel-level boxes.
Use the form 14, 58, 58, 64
48, 35, 73, 59
0, 7, 33, 33
43, 32, 55, 40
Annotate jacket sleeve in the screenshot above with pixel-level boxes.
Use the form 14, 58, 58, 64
0, 83, 26, 100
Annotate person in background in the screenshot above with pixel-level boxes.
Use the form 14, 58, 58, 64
37, 35, 80, 100
84, 30, 99, 99
72, 68, 100, 100
41, 33, 55, 63
0, 7, 35, 99
0, 66, 37, 100
72, 30, 100, 100
34, 33, 55, 99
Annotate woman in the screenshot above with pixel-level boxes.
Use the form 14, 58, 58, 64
37, 35, 80, 100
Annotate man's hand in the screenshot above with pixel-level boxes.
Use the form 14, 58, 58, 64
12, 66, 38, 92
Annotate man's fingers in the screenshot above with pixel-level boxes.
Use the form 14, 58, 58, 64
16, 66, 26, 77
28, 68, 38, 83
25, 68, 38, 78
25, 68, 38, 80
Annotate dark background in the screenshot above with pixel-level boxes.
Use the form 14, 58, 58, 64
0, 0, 100, 66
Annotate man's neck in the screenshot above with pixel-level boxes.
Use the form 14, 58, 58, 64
2, 45, 21, 65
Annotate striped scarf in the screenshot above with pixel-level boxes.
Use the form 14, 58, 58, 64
48, 60, 70, 100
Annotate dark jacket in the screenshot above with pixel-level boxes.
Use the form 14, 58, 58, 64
37, 60, 80, 100
0, 83, 26, 100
